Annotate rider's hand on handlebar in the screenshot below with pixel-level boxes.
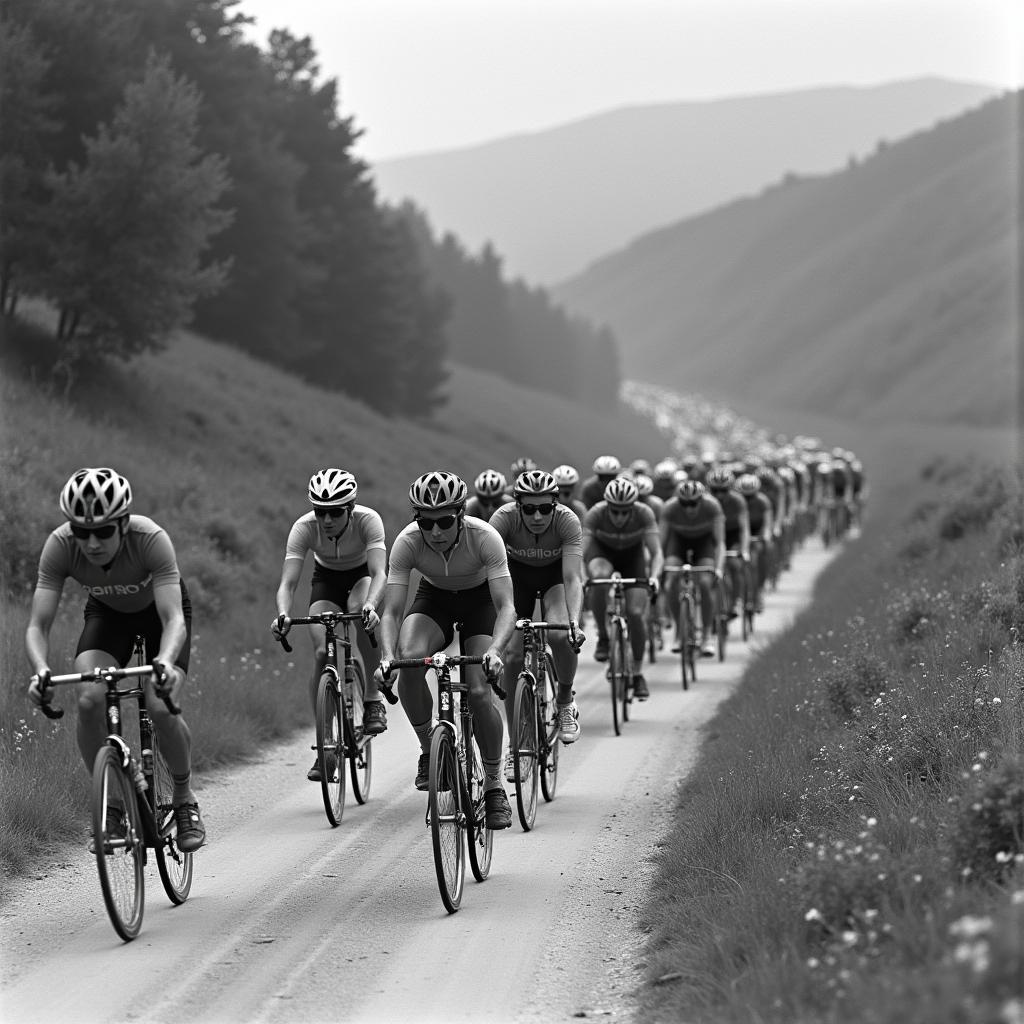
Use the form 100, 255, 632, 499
375, 659, 394, 685
648, 575, 660, 597
481, 649, 504, 678
150, 659, 174, 698
569, 620, 586, 652
28, 669, 52, 708
361, 604, 380, 632
271, 613, 291, 639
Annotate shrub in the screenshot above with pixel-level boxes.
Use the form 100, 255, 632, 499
950, 755, 1024, 884
824, 649, 890, 719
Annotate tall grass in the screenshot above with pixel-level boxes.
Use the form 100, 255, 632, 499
637, 460, 1023, 1023
0, 318, 672, 881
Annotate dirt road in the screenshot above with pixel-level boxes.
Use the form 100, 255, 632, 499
1, 539, 837, 1024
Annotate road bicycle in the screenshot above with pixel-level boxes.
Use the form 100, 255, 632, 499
35, 636, 193, 942
663, 563, 726, 687
383, 644, 505, 914
724, 549, 755, 641
585, 575, 654, 736
276, 611, 381, 827
509, 616, 580, 830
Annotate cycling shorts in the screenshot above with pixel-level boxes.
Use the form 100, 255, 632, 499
77, 579, 192, 672
664, 532, 716, 565
310, 562, 369, 607
724, 528, 744, 552
407, 580, 497, 647
509, 560, 564, 618
587, 542, 648, 585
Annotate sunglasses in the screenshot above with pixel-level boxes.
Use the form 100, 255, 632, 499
608, 506, 632, 517
314, 505, 352, 520
70, 522, 119, 540
415, 513, 459, 531
519, 502, 555, 516
679, 499, 700, 509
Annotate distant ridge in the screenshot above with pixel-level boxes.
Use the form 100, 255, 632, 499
552, 91, 1021, 430
372, 78, 1000, 282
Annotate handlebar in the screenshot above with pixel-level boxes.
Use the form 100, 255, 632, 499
380, 653, 506, 701
514, 619, 585, 653
35, 664, 181, 718
585, 576, 655, 589
274, 611, 378, 654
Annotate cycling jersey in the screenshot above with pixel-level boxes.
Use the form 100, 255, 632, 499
744, 492, 774, 535
660, 494, 724, 542
36, 516, 180, 614
388, 516, 510, 591
489, 503, 583, 567
583, 501, 659, 552
465, 495, 509, 521
284, 506, 386, 571
580, 475, 617, 509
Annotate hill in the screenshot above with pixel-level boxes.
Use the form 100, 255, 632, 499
371, 78, 999, 283
554, 91, 1021, 430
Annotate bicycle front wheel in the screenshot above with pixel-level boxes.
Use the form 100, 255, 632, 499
679, 594, 694, 689
463, 730, 493, 882
151, 734, 193, 904
607, 620, 625, 736
511, 674, 539, 831
347, 661, 373, 804
428, 727, 465, 912
92, 746, 145, 941
315, 672, 346, 826
540, 654, 560, 803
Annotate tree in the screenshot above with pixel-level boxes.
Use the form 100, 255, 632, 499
32, 52, 231, 363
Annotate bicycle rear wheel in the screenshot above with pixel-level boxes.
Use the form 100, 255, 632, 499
150, 734, 193, 904
511, 674, 539, 831
618, 622, 632, 724
92, 746, 145, 941
540, 654, 559, 803
428, 726, 465, 913
607, 619, 625, 735
347, 661, 373, 804
315, 672, 346, 826
678, 594, 691, 690
464, 731, 493, 882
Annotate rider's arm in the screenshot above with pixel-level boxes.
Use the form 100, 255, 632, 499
378, 581, 409, 663
25, 586, 61, 675
152, 580, 187, 668
739, 503, 751, 560
644, 532, 664, 581
486, 574, 517, 657
274, 557, 304, 618
561, 551, 585, 623
712, 517, 726, 576
364, 548, 387, 611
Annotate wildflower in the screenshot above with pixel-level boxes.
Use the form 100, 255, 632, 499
949, 915, 992, 938
805, 908, 823, 923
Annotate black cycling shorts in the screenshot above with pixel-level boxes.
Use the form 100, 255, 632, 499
664, 532, 716, 565
509, 560, 564, 618
310, 562, 369, 607
77, 579, 192, 672
586, 542, 648, 585
407, 580, 497, 647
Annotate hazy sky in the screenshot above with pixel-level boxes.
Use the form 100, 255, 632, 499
239, 0, 1022, 162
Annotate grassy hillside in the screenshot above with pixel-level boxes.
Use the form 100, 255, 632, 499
555, 91, 1020, 429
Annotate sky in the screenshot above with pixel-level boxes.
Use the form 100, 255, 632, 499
238, 0, 1023, 162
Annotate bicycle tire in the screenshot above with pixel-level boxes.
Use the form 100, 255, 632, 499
92, 746, 145, 941
347, 660, 373, 804
428, 726, 464, 912
717, 582, 728, 663
511, 674, 539, 831
607, 618, 625, 735
150, 733, 193, 904
315, 671, 345, 826
464, 730, 493, 882
678, 594, 691, 690
646, 613, 658, 664
618, 622, 631, 724
540, 652, 560, 803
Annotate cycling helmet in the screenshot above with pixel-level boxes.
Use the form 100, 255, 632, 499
510, 456, 537, 478
409, 471, 468, 510
629, 458, 652, 477
706, 467, 734, 490
676, 479, 705, 502
551, 464, 580, 487
604, 477, 638, 507
634, 473, 654, 497
513, 470, 559, 499
308, 468, 358, 507
592, 455, 621, 476
60, 467, 132, 525
653, 459, 677, 479
737, 473, 760, 496
474, 469, 507, 499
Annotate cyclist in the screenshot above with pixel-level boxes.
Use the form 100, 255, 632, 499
660, 479, 725, 658
581, 454, 622, 509
466, 469, 509, 522
490, 470, 586, 764
509, 456, 538, 482
651, 459, 680, 502
377, 471, 516, 829
551, 464, 588, 520
25, 467, 206, 852
705, 467, 750, 621
737, 473, 773, 613
583, 477, 662, 699
271, 469, 389, 781
634, 472, 664, 523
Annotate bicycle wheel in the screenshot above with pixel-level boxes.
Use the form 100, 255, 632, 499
607, 619, 625, 735
347, 661, 373, 804
92, 746, 145, 941
716, 583, 728, 662
618, 623, 632, 724
463, 731, 493, 882
315, 671, 346, 826
428, 726, 464, 913
677, 594, 691, 690
511, 674, 539, 831
646, 612, 658, 664
150, 734, 193, 905
739, 567, 751, 641
539, 654, 560, 803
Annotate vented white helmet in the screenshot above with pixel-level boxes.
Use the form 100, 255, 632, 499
308, 469, 358, 507
60, 468, 132, 525
409, 471, 468, 510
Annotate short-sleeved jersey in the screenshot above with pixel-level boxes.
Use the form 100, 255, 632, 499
284, 505, 386, 571
465, 495, 509, 522
580, 475, 616, 510
35, 515, 181, 613
640, 493, 665, 522
709, 489, 749, 533
488, 502, 583, 568
660, 494, 724, 541
387, 515, 511, 591
583, 501, 659, 552
744, 492, 773, 534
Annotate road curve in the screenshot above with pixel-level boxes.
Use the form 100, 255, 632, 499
1, 538, 838, 1024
